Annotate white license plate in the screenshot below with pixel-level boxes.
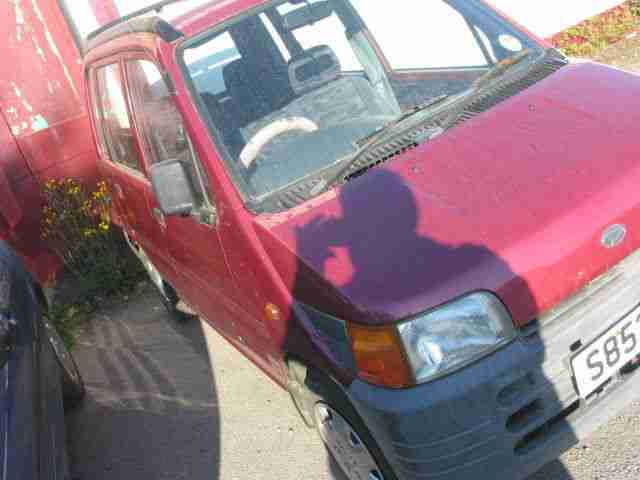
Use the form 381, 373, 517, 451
572, 306, 640, 398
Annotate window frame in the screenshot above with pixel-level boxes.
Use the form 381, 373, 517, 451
90, 56, 148, 179
122, 54, 217, 216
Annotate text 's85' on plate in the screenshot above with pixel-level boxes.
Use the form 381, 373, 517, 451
572, 305, 640, 398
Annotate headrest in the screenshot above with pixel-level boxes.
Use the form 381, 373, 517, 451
287, 45, 340, 95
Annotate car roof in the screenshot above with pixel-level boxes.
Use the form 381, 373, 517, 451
84, 16, 183, 53
84, 0, 269, 54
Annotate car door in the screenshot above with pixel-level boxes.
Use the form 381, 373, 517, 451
0, 243, 39, 480
91, 60, 173, 279
124, 57, 274, 361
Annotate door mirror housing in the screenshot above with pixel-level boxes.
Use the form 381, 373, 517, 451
150, 160, 197, 216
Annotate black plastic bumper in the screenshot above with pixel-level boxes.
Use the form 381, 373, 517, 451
346, 336, 640, 480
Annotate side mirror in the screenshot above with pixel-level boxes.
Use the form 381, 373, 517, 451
150, 160, 197, 216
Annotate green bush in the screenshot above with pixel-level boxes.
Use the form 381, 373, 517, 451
41, 178, 143, 303
41, 178, 146, 347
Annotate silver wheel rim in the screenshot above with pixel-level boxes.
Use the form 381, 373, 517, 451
315, 403, 384, 480
139, 249, 164, 293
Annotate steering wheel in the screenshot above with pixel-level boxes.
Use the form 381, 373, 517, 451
239, 117, 319, 169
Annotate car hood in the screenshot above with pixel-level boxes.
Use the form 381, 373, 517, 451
255, 62, 640, 327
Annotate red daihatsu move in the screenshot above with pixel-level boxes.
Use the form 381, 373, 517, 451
84, 1, 640, 478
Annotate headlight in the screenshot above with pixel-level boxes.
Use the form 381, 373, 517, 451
397, 292, 516, 384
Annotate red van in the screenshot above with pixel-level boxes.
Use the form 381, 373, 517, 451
83, 1, 640, 479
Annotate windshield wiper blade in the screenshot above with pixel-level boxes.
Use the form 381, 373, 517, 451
472, 49, 533, 88
353, 94, 450, 149
314, 101, 450, 196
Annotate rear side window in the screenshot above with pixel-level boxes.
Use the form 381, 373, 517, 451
94, 63, 142, 172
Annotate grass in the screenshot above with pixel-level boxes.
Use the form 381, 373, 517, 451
550, 1, 640, 57
45, 243, 146, 349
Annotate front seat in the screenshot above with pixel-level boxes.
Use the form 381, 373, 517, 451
222, 58, 293, 129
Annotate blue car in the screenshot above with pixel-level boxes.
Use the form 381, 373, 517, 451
0, 241, 84, 479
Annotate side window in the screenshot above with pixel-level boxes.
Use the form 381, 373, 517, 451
94, 63, 142, 172
126, 59, 212, 208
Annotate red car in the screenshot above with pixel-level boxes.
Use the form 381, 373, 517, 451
83, 1, 640, 479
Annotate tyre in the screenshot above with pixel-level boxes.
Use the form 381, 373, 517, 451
44, 319, 85, 411
288, 361, 397, 480
156, 278, 194, 323
124, 232, 194, 323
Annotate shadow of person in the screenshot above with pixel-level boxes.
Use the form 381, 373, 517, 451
291, 168, 575, 479
295, 168, 538, 322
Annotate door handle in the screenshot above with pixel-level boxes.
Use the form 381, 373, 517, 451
152, 207, 166, 229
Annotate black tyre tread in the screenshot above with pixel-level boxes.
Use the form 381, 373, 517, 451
157, 281, 194, 323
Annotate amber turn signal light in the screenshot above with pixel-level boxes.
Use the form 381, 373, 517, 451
264, 303, 283, 323
348, 323, 414, 389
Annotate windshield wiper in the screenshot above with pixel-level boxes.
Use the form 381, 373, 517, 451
313, 97, 451, 196
354, 94, 450, 149
472, 49, 533, 88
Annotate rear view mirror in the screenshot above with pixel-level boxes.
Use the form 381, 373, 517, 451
283, 1, 333, 30
150, 160, 197, 216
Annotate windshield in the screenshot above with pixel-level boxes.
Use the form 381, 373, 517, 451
180, 0, 542, 206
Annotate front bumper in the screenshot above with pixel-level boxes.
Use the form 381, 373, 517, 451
346, 253, 640, 480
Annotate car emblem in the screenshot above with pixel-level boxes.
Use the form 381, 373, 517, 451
601, 224, 627, 249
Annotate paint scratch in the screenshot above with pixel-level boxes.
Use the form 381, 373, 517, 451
31, 0, 79, 100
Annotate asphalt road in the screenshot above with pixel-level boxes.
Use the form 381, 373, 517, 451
66, 285, 640, 480
67, 286, 346, 480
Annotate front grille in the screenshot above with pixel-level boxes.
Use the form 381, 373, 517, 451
525, 248, 640, 337
504, 248, 640, 457
514, 400, 581, 456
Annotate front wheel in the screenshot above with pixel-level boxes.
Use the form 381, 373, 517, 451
124, 233, 194, 323
288, 361, 396, 480
315, 403, 387, 480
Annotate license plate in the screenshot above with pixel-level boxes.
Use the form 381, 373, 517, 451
572, 306, 640, 398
